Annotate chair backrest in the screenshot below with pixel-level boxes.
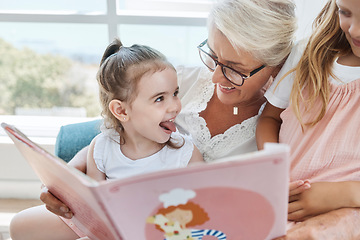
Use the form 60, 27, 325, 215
55, 119, 102, 162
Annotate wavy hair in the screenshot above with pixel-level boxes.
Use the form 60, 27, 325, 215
290, 0, 351, 127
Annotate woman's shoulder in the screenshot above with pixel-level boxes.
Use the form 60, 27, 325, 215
176, 65, 211, 96
176, 65, 206, 79
177, 66, 212, 102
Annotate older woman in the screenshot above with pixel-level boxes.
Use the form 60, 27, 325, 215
10, 0, 360, 239
175, 0, 294, 162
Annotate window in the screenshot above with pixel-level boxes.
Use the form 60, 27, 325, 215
0, 0, 107, 12
0, 0, 327, 135
0, 0, 210, 121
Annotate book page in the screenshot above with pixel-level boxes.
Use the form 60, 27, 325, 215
93, 144, 289, 240
2, 123, 121, 240
4, 122, 289, 240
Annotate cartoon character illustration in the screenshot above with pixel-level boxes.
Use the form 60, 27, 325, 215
147, 188, 227, 240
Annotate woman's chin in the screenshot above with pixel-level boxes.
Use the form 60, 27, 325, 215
216, 91, 238, 106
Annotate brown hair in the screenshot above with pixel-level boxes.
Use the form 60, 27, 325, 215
97, 38, 181, 147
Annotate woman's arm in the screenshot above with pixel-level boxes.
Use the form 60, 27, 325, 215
40, 146, 89, 218
66, 146, 89, 172
256, 102, 284, 150
188, 145, 204, 164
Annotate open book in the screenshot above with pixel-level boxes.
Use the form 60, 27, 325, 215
2, 122, 290, 240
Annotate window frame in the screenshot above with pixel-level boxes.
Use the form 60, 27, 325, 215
0, 0, 208, 43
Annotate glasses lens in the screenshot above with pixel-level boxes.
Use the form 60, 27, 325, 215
223, 66, 244, 86
199, 50, 216, 71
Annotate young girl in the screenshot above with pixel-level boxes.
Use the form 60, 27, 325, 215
87, 38, 203, 182
256, 0, 360, 222
9, 38, 203, 240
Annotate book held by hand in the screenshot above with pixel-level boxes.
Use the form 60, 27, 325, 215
2, 122, 289, 240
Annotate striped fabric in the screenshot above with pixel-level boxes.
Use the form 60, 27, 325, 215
191, 229, 227, 240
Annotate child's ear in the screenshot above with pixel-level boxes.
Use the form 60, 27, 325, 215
109, 99, 129, 122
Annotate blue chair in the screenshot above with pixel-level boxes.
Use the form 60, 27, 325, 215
55, 119, 102, 162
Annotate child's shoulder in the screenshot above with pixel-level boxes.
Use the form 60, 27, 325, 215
99, 128, 120, 139
91, 129, 120, 147
171, 130, 193, 143
288, 38, 308, 65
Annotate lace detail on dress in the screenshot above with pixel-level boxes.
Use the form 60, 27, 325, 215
181, 76, 259, 162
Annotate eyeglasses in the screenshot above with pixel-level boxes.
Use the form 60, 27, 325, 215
197, 39, 266, 87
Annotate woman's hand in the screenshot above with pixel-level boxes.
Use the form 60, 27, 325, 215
40, 146, 89, 218
40, 185, 73, 219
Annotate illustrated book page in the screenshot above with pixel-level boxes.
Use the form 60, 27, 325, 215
2, 122, 289, 240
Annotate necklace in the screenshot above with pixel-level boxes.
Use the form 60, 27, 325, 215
233, 106, 238, 115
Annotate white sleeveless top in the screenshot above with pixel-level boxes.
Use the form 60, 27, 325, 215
93, 129, 194, 179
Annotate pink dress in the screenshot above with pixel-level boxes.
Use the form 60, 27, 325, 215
279, 79, 360, 182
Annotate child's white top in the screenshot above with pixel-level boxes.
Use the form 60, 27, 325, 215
93, 129, 194, 179
265, 40, 360, 109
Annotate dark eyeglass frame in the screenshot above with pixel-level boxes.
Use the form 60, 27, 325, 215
197, 39, 266, 86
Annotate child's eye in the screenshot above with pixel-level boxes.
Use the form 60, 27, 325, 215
155, 96, 164, 102
338, 9, 351, 17
174, 89, 179, 97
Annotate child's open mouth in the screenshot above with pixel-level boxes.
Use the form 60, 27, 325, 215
159, 119, 176, 133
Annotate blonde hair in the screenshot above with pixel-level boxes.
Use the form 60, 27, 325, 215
290, 0, 351, 127
209, 0, 296, 66
97, 38, 181, 147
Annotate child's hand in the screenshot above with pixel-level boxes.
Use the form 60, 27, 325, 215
288, 182, 348, 222
289, 179, 311, 197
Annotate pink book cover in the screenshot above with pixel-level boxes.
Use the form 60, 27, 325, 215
2, 122, 290, 240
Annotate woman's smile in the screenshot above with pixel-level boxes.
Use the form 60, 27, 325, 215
218, 84, 236, 92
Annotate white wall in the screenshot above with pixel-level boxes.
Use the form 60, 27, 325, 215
0, 116, 98, 199
0, 139, 52, 199
295, 0, 327, 40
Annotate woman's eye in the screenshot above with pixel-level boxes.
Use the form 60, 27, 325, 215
155, 96, 164, 102
224, 63, 244, 74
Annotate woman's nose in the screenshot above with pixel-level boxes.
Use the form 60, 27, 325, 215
211, 65, 226, 84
